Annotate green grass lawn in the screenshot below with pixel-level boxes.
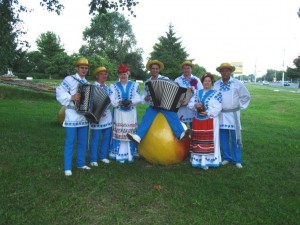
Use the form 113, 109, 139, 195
0, 84, 299, 225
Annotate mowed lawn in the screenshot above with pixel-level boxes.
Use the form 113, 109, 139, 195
0, 84, 299, 225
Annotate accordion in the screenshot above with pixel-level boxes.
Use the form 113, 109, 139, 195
145, 79, 193, 112
75, 84, 111, 123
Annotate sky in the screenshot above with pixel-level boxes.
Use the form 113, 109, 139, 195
19, 0, 300, 76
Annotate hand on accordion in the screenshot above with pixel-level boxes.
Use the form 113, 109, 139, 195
71, 93, 81, 101
144, 95, 151, 102
179, 98, 186, 105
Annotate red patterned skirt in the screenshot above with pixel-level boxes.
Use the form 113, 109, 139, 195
190, 118, 214, 155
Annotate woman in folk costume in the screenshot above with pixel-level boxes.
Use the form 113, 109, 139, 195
56, 57, 91, 176
187, 73, 223, 170
175, 60, 203, 126
89, 66, 112, 166
109, 64, 142, 163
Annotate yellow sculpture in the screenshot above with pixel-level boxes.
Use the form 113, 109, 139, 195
139, 113, 190, 165
57, 106, 66, 125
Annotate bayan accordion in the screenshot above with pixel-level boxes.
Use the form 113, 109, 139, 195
145, 79, 193, 112
75, 84, 111, 123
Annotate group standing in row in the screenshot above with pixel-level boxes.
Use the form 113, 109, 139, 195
56, 58, 250, 176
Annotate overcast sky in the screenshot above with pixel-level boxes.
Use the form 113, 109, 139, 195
20, 0, 300, 76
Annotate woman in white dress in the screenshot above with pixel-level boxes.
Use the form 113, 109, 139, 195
188, 73, 223, 170
109, 64, 141, 163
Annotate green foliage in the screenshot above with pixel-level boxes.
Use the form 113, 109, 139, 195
0, 0, 29, 74
31, 31, 68, 78
1, 84, 300, 224
261, 69, 286, 82
81, 12, 135, 61
80, 12, 144, 80
286, 67, 300, 81
149, 24, 189, 80
286, 56, 300, 81
123, 50, 148, 80
192, 64, 206, 77
0, 0, 138, 74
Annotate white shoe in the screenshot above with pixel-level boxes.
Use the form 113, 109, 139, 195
77, 165, 91, 170
222, 160, 229, 165
119, 160, 125, 163
101, 158, 110, 164
180, 129, 191, 141
90, 162, 98, 167
127, 133, 141, 144
203, 166, 209, 170
65, 170, 72, 176
236, 163, 243, 169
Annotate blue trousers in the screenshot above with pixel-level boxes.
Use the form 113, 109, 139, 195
64, 126, 89, 170
220, 129, 242, 163
136, 106, 184, 140
89, 127, 112, 162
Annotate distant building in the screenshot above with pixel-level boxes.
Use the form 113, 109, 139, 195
230, 62, 243, 75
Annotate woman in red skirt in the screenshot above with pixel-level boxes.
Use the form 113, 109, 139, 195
187, 73, 223, 170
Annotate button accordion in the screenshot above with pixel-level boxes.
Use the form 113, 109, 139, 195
75, 84, 111, 123
145, 79, 193, 112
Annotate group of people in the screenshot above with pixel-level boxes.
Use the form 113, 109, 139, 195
56, 57, 250, 176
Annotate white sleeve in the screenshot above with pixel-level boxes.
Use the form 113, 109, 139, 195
56, 79, 72, 106
187, 92, 197, 111
196, 77, 203, 90
238, 83, 251, 109
206, 92, 222, 118
131, 83, 142, 105
109, 84, 119, 107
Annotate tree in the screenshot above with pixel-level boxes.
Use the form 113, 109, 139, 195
0, 0, 29, 74
286, 56, 300, 82
0, 0, 138, 74
192, 64, 206, 78
35, 31, 67, 78
80, 12, 144, 80
80, 12, 135, 61
123, 50, 147, 80
149, 24, 189, 80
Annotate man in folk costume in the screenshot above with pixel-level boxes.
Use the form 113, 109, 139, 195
127, 60, 191, 144
56, 57, 91, 176
175, 60, 203, 126
109, 64, 141, 163
89, 66, 112, 166
214, 63, 251, 168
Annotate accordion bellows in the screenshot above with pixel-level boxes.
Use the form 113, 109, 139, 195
75, 84, 111, 123
145, 79, 193, 112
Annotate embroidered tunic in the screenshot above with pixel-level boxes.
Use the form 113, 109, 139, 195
89, 81, 112, 130
175, 74, 203, 123
56, 74, 89, 127
188, 89, 222, 168
109, 81, 141, 162
213, 77, 250, 130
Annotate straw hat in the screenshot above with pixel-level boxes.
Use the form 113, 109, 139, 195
180, 60, 194, 68
93, 66, 108, 76
146, 60, 164, 71
216, 63, 235, 72
117, 64, 130, 73
74, 57, 91, 67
